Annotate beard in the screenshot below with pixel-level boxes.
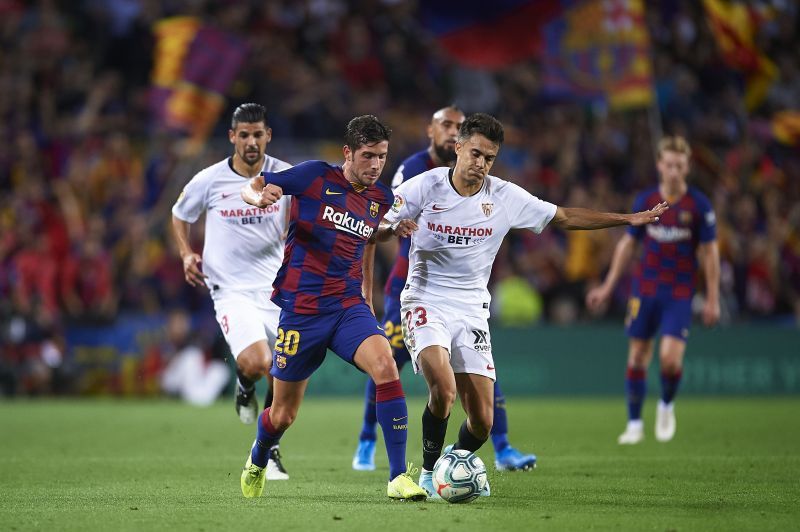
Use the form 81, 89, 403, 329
433, 143, 457, 165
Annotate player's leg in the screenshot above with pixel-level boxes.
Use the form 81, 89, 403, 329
454, 373, 494, 451
619, 295, 658, 444
448, 318, 495, 496
353, 307, 408, 471
333, 304, 426, 500
261, 301, 288, 479
242, 377, 307, 497
241, 308, 329, 497
618, 338, 654, 444
453, 374, 495, 498
491, 380, 537, 471
415, 344, 455, 498
655, 299, 691, 442
235, 340, 271, 423
655, 336, 685, 442
212, 292, 270, 424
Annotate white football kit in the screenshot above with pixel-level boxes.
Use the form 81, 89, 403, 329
172, 155, 291, 357
384, 167, 557, 379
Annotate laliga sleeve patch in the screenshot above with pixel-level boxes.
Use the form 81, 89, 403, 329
391, 194, 405, 213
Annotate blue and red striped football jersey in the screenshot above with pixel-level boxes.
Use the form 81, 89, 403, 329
263, 160, 394, 314
383, 150, 437, 299
628, 186, 716, 300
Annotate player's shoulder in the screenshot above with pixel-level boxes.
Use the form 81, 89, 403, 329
194, 158, 231, 180
687, 186, 713, 208
635, 185, 661, 205
288, 159, 330, 174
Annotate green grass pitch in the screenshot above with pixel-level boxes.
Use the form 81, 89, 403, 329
1, 396, 798, 531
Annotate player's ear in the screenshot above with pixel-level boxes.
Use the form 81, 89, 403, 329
228, 129, 236, 144
343, 145, 352, 162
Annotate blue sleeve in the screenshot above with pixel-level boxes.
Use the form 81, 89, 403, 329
696, 192, 717, 243
627, 192, 647, 240
261, 160, 326, 196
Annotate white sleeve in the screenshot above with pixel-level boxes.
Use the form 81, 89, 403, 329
383, 176, 425, 224
171, 170, 210, 223
502, 182, 557, 234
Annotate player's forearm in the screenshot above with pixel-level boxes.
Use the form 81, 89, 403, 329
171, 216, 194, 259
602, 235, 635, 290
701, 242, 721, 302
552, 207, 632, 230
375, 220, 398, 242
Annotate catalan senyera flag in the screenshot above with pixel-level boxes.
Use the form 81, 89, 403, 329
703, 0, 777, 110
542, 0, 654, 110
150, 17, 248, 146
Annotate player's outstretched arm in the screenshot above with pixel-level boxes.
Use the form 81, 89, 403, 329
586, 233, 637, 312
550, 202, 668, 230
375, 219, 418, 242
241, 175, 283, 208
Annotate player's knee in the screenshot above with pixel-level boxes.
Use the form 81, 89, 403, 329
428, 382, 456, 412
369, 353, 400, 383
237, 353, 269, 379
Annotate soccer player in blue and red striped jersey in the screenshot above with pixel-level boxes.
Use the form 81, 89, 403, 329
587, 136, 720, 444
352, 106, 537, 473
238, 115, 427, 501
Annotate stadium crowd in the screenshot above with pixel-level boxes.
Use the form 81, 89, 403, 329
1, 0, 798, 395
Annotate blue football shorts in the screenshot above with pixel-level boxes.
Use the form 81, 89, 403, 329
625, 292, 692, 341
271, 303, 388, 382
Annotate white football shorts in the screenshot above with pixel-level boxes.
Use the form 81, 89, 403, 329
211, 288, 280, 358
400, 298, 496, 380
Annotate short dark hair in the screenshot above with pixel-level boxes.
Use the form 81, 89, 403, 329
344, 115, 391, 152
457, 113, 504, 145
231, 103, 268, 129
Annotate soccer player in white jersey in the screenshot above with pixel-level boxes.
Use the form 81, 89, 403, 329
171, 103, 290, 480
377, 113, 668, 498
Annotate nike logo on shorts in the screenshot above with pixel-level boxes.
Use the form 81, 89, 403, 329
392, 416, 408, 422
486, 364, 495, 371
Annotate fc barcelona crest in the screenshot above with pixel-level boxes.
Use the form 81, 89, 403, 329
679, 211, 693, 226
481, 203, 494, 217
369, 201, 379, 218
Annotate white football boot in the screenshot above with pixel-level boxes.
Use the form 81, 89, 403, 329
617, 419, 644, 445
655, 401, 676, 442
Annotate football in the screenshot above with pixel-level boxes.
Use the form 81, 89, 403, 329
432, 449, 488, 503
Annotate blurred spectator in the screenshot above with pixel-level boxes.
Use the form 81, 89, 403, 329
0, 1, 798, 397
160, 309, 229, 407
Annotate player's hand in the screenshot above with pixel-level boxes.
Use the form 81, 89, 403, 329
702, 298, 720, 326
629, 201, 669, 226
586, 285, 611, 313
182, 253, 208, 287
392, 219, 418, 238
255, 183, 282, 207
